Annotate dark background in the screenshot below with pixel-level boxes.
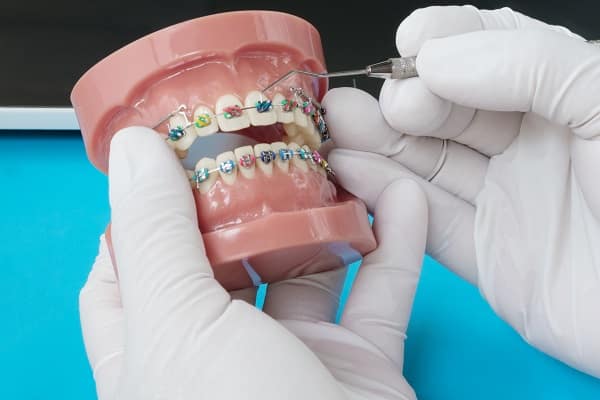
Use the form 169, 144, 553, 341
1, 0, 598, 106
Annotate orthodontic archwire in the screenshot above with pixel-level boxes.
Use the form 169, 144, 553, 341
152, 87, 330, 143
148, 88, 335, 182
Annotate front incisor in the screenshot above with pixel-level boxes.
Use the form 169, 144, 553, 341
216, 94, 250, 132
245, 91, 277, 126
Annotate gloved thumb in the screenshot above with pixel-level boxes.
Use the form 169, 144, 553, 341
416, 29, 600, 139
108, 127, 229, 339
79, 235, 124, 400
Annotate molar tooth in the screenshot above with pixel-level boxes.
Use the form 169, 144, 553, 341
270, 142, 290, 173
245, 91, 277, 126
168, 113, 197, 151
302, 145, 318, 170
287, 142, 308, 172
215, 151, 237, 185
193, 158, 218, 194
283, 122, 300, 139
303, 125, 322, 149
234, 145, 256, 179
192, 105, 219, 136
215, 95, 250, 132
283, 135, 304, 145
291, 134, 305, 146
273, 93, 295, 124
254, 143, 275, 177
281, 135, 304, 145
294, 111, 316, 134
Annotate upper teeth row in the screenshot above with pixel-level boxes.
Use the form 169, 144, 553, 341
160, 89, 329, 152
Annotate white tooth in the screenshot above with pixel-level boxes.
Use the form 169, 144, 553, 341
193, 158, 218, 194
245, 91, 277, 126
215, 95, 250, 132
273, 93, 295, 124
215, 151, 237, 185
302, 122, 322, 148
283, 122, 300, 139
294, 112, 314, 135
302, 145, 318, 171
293, 104, 309, 128
192, 105, 219, 136
287, 142, 308, 172
254, 143, 274, 176
168, 113, 197, 151
303, 125, 322, 149
270, 142, 290, 173
291, 134, 305, 146
284, 135, 305, 145
234, 145, 256, 179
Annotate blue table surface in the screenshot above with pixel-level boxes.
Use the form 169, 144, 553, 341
1, 132, 599, 399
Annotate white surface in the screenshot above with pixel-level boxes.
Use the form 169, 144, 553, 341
0, 107, 79, 130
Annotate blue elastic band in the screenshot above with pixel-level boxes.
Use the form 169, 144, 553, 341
241, 258, 263, 287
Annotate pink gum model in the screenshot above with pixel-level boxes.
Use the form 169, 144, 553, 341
71, 10, 376, 290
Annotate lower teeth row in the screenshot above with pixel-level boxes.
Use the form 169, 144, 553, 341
192, 148, 333, 185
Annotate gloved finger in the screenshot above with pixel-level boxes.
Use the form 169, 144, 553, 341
572, 136, 600, 222
109, 127, 230, 338
397, 5, 583, 58
379, 78, 522, 157
340, 179, 427, 370
262, 267, 347, 323
329, 149, 478, 285
324, 87, 488, 205
79, 234, 123, 400
418, 29, 600, 140
381, 5, 582, 154
229, 287, 258, 305
323, 87, 446, 178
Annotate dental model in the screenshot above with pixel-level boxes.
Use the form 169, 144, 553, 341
71, 11, 376, 290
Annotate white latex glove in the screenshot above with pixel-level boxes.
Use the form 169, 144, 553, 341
78, 127, 428, 400
323, 5, 600, 377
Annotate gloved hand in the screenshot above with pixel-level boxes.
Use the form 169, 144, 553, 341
78, 127, 428, 400
323, 5, 600, 377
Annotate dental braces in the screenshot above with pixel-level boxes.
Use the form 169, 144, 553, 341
153, 87, 330, 143
191, 148, 334, 187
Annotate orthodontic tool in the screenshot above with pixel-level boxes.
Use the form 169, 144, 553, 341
262, 39, 600, 93
261, 57, 418, 93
